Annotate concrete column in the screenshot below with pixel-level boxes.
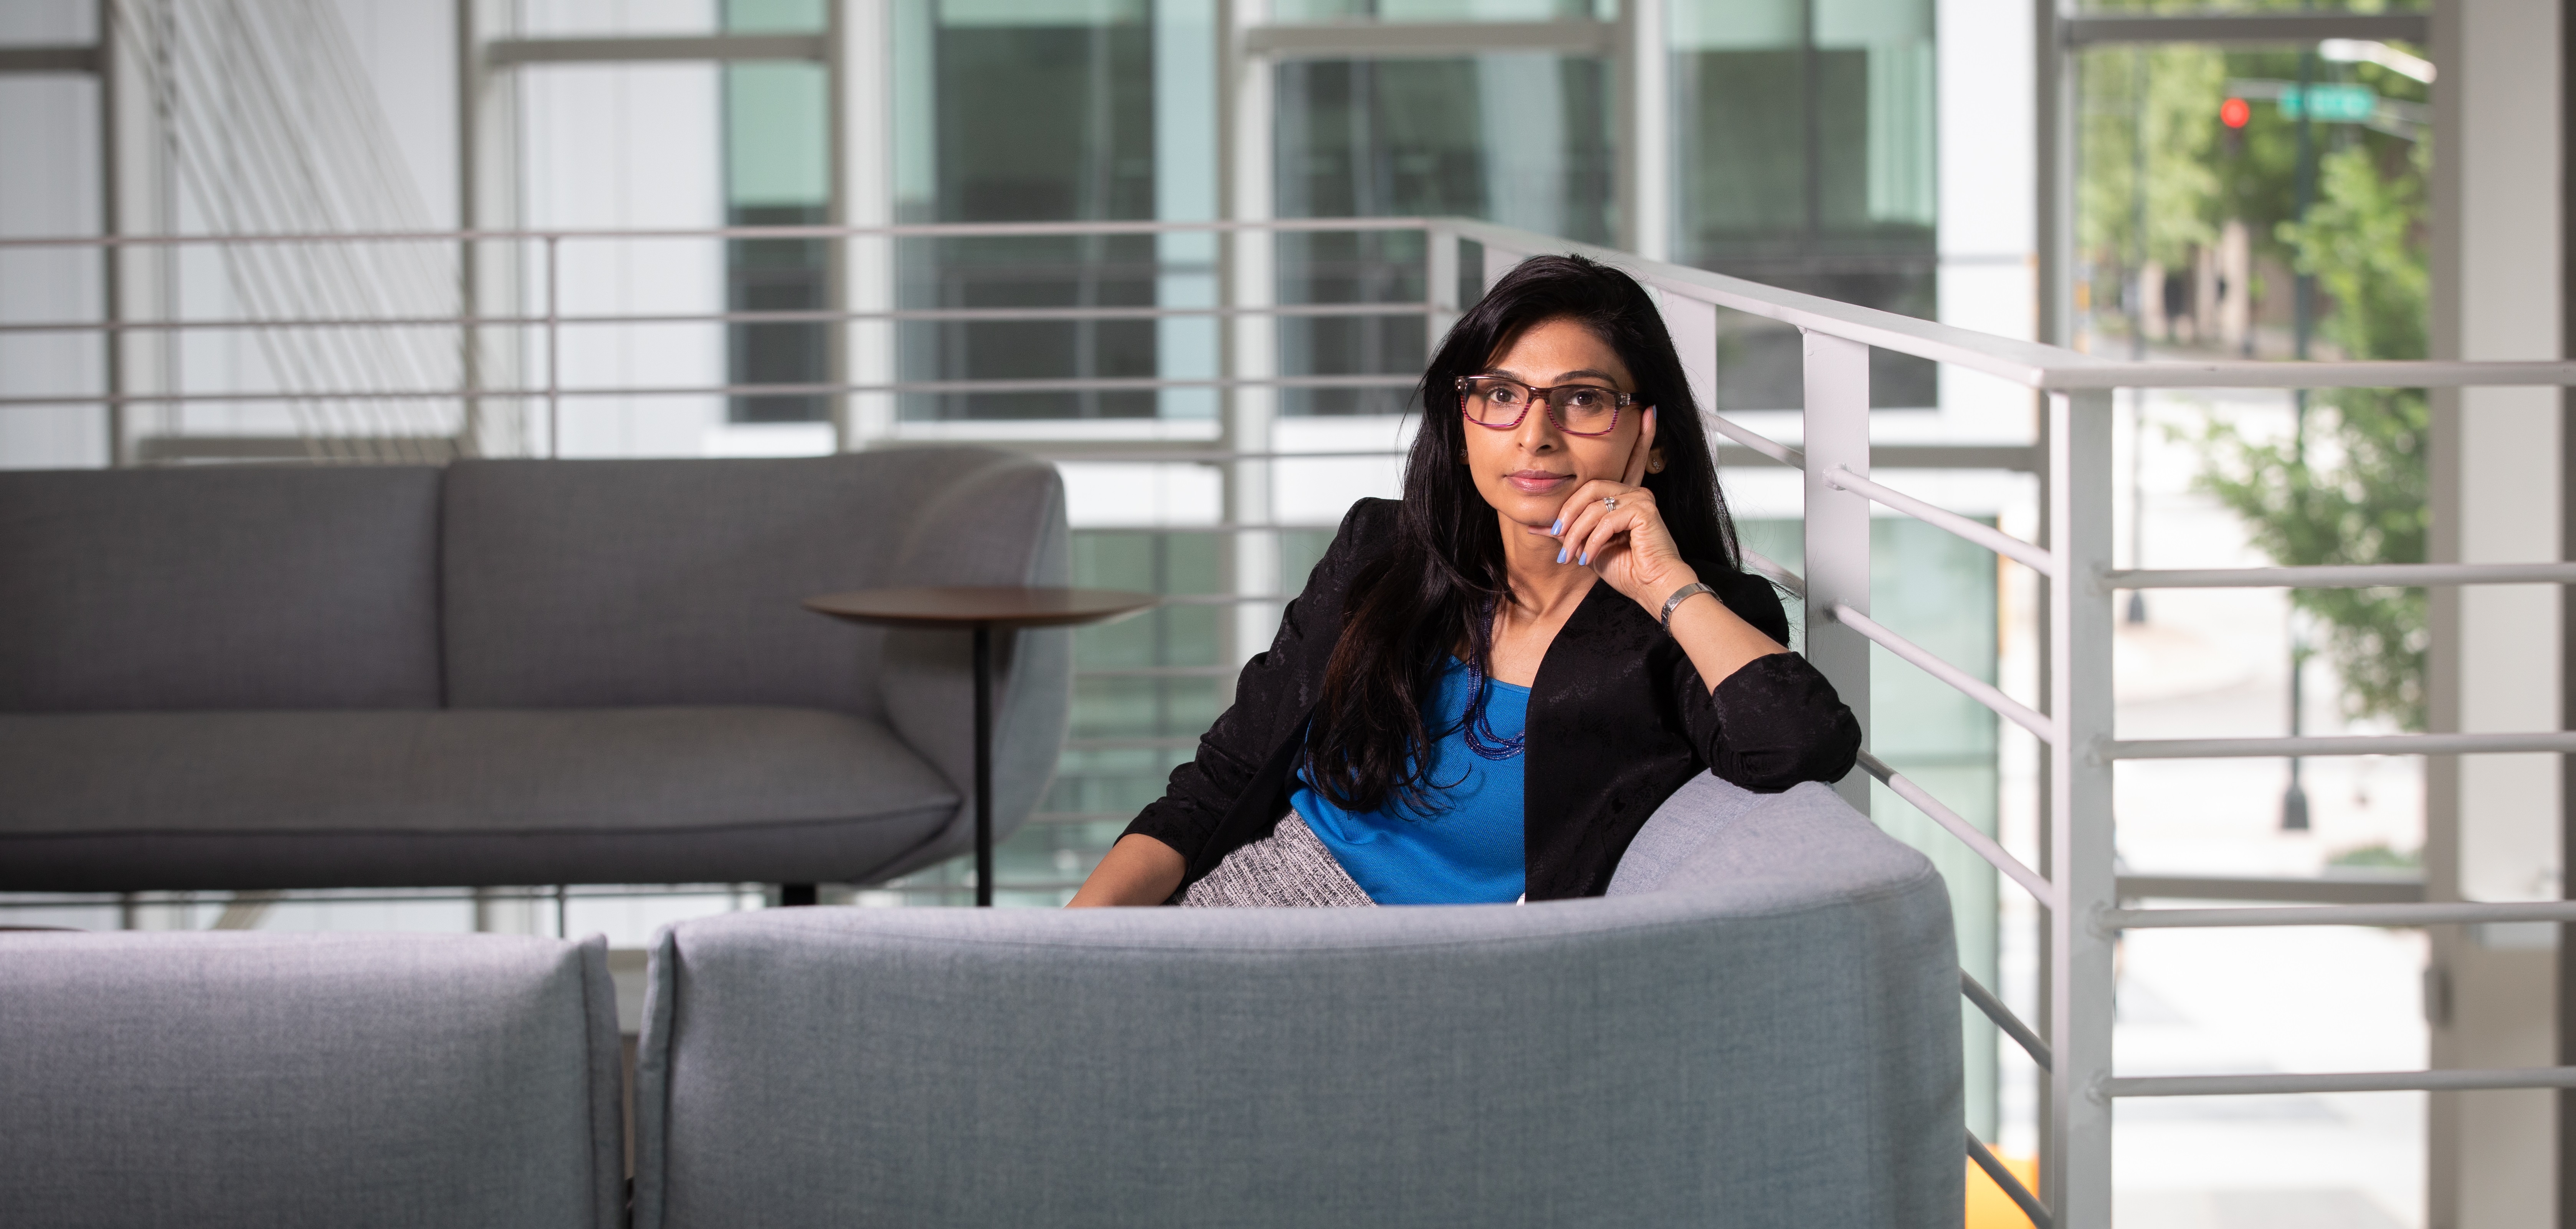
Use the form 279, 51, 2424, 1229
2427, 0, 2564, 1224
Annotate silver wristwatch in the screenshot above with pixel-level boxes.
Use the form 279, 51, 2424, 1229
1658, 581, 1719, 632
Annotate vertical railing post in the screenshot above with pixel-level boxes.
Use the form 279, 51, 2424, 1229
1480, 241, 1525, 294
543, 233, 560, 459
1656, 290, 1717, 442
1803, 329, 1871, 815
2046, 387, 2116, 1225
1425, 223, 1459, 339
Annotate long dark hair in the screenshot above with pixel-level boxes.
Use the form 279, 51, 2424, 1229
1303, 253, 1745, 814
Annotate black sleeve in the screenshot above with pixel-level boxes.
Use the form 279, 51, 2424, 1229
1118, 499, 1394, 862
1669, 566, 1863, 792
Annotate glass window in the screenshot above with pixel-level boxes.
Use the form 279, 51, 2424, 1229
1670, 0, 1937, 410
723, 0, 832, 422
1272, 55, 1615, 415
896, 0, 1162, 421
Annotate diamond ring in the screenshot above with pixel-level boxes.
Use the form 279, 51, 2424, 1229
1601, 496, 1618, 511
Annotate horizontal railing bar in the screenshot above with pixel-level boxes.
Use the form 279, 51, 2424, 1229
1827, 466, 2056, 576
1451, 217, 2576, 392
2110, 1067, 2576, 1097
24, 212, 2576, 398
1022, 811, 1136, 826
1075, 665, 1238, 678
1244, 18, 1616, 59
1033, 443, 2036, 471
1967, 1133, 2053, 1229
2064, 11, 2428, 47
0, 885, 768, 908
0, 301, 1439, 334
1446, 217, 2119, 389
1064, 736, 1205, 751
2112, 561, 2576, 589
1070, 524, 1333, 535
1834, 605, 2057, 744
1961, 968, 2054, 1073
1738, 546, 1806, 600
1702, 411, 1806, 468
2038, 358, 2576, 392
1859, 750, 2058, 906
0, 216, 1443, 249
2117, 872, 2424, 906
1127, 594, 1276, 606
0, 374, 1420, 409
485, 33, 830, 65
2107, 900, 2576, 930
2108, 731, 2576, 759
1033, 448, 1405, 463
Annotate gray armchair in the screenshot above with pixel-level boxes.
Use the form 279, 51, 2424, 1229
0, 931, 625, 1229
0, 448, 1070, 891
630, 774, 1963, 1228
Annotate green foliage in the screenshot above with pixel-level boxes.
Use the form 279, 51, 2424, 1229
2192, 141, 2431, 729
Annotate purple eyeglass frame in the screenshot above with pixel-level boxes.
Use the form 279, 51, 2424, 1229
1454, 375, 1634, 437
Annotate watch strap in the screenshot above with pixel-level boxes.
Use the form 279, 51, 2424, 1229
1658, 581, 1719, 632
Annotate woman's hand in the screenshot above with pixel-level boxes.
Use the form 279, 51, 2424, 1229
1540, 407, 1699, 614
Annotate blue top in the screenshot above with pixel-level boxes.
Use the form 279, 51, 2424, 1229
1290, 656, 1527, 905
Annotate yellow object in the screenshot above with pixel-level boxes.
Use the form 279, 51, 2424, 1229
1966, 1151, 2041, 1229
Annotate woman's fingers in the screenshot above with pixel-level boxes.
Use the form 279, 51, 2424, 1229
1551, 479, 1624, 563
1555, 480, 1660, 567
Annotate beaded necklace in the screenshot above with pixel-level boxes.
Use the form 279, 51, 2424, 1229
1457, 601, 1526, 760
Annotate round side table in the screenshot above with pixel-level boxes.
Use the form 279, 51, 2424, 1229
804, 586, 1159, 906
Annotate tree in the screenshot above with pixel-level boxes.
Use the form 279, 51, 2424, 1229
2193, 139, 2431, 729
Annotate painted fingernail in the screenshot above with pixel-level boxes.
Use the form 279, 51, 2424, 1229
1556, 547, 1569, 564
1550, 517, 1563, 535
1579, 551, 1591, 566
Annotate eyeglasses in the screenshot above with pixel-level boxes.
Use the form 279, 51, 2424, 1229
1455, 375, 1634, 437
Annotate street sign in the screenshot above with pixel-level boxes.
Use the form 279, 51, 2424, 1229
2277, 83, 2378, 123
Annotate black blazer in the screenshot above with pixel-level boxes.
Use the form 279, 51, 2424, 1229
1122, 498, 1863, 901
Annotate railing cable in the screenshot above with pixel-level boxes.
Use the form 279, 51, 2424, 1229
1967, 1131, 2052, 1229
1859, 751, 2057, 908
1833, 605, 2057, 744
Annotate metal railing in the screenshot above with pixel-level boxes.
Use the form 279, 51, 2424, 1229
1431, 213, 2576, 1228
12, 215, 2575, 1225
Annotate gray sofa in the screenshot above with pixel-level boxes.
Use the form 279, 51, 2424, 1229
631, 775, 1964, 1228
0, 449, 1071, 892
0, 930, 625, 1229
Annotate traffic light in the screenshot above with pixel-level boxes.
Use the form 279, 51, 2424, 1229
2220, 97, 2251, 129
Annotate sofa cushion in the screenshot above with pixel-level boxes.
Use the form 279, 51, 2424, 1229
0, 707, 959, 890
440, 449, 1065, 715
0, 466, 443, 712
0, 931, 623, 1229
631, 850, 1963, 1229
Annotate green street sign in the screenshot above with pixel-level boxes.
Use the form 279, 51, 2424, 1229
2277, 84, 2378, 123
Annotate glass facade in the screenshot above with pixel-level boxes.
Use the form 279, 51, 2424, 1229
897, 0, 1165, 422
723, 0, 834, 422
1670, 0, 1937, 409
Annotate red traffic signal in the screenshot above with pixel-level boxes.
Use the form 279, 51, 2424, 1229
2220, 97, 2251, 128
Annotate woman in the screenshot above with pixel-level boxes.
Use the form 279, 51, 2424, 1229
1069, 255, 1860, 908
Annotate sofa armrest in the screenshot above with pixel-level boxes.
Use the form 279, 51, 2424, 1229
871, 450, 1074, 878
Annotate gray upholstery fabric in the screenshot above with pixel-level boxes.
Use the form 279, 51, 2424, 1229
439, 449, 1070, 881
0, 448, 1071, 890
632, 780, 1962, 1229
440, 450, 1064, 717
0, 466, 443, 712
0, 931, 622, 1229
0, 707, 957, 890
